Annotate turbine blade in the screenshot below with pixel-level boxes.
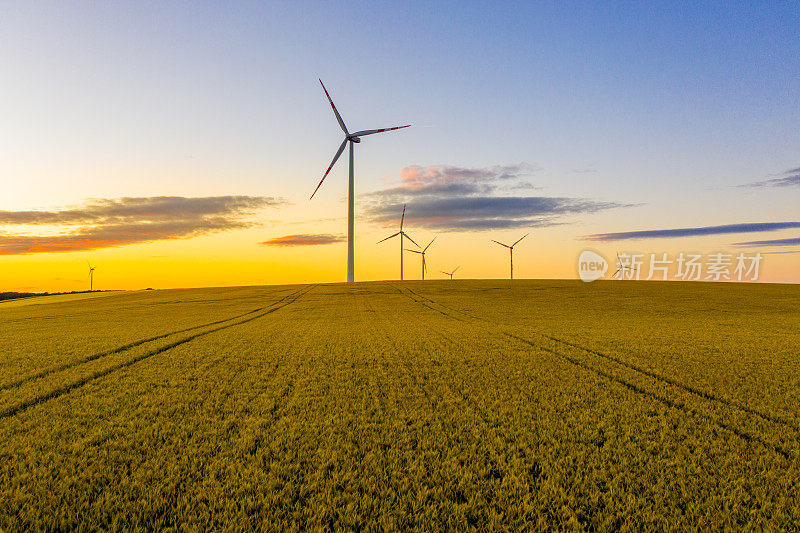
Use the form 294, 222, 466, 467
405, 249, 422, 254
319, 79, 348, 134
310, 139, 347, 199
377, 232, 400, 244
400, 204, 406, 230
512, 233, 529, 247
402, 232, 420, 248
351, 125, 410, 137
453, 266, 460, 273
491, 239, 510, 248
423, 235, 437, 252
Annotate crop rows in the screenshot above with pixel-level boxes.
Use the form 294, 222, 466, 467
395, 285, 800, 460
0, 281, 798, 529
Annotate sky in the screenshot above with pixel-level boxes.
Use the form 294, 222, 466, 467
1, 1, 798, 291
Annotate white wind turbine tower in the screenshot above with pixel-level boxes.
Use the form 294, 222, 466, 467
377, 204, 419, 280
87, 260, 95, 292
406, 235, 437, 280
491, 233, 528, 279
310, 79, 410, 283
441, 266, 460, 280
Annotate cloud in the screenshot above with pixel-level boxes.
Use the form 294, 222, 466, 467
368, 197, 624, 231
0, 196, 283, 255
375, 163, 540, 197
260, 234, 345, 246
582, 222, 800, 242
740, 166, 800, 188
363, 163, 630, 231
733, 237, 800, 247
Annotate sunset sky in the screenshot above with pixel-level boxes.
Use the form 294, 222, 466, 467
1, 2, 798, 291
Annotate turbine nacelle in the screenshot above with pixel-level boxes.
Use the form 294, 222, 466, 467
348, 136, 361, 143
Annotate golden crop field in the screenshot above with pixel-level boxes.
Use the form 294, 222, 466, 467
1, 280, 798, 530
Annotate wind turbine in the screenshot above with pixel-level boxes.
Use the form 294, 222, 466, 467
406, 235, 437, 280
377, 204, 419, 280
87, 260, 95, 292
441, 266, 460, 280
613, 253, 633, 280
310, 79, 410, 283
491, 234, 528, 279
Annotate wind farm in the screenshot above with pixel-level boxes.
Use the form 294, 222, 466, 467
310, 80, 410, 283
2, 2, 799, 531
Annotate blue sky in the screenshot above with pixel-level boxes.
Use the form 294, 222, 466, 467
1, 1, 798, 287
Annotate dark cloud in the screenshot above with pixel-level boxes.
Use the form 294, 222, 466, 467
733, 237, 800, 247
368, 197, 624, 231
740, 166, 800, 188
583, 222, 800, 242
363, 164, 630, 231
0, 196, 283, 255
260, 234, 345, 246
0, 196, 283, 225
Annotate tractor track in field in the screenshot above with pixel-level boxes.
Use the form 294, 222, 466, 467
0, 284, 317, 421
412, 287, 800, 432
0, 291, 295, 324
397, 285, 800, 431
79, 305, 322, 477
394, 285, 796, 461
0, 286, 312, 393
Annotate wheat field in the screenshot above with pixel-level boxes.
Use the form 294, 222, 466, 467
1, 281, 798, 530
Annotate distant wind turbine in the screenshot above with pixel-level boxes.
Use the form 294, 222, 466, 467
406, 235, 437, 280
87, 260, 95, 292
378, 204, 419, 280
310, 79, 411, 283
492, 233, 528, 279
613, 253, 633, 280
441, 266, 460, 280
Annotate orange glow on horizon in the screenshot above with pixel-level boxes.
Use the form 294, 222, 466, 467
2, 224, 797, 293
